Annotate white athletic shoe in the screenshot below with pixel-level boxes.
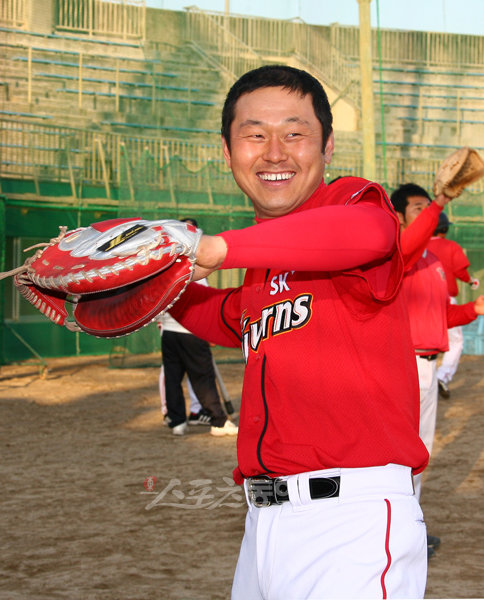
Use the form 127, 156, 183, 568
210, 419, 238, 437
172, 422, 188, 436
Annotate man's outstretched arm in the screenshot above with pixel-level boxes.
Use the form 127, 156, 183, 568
193, 203, 396, 279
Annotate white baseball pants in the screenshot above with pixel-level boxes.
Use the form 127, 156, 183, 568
436, 324, 464, 385
232, 464, 427, 600
413, 356, 438, 501
437, 298, 464, 385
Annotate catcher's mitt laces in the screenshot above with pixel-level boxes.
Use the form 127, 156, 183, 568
0, 226, 68, 281
24, 226, 68, 253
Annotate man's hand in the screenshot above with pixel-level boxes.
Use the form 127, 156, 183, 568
473, 295, 484, 315
434, 193, 452, 208
193, 235, 228, 281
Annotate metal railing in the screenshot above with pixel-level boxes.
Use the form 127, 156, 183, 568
0, 119, 240, 202
185, 8, 262, 82
0, 0, 25, 28
330, 25, 484, 67
1, 119, 483, 215
56, 0, 145, 40
184, 7, 359, 104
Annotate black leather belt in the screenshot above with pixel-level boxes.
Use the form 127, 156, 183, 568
247, 475, 340, 507
418, 353, 438, 361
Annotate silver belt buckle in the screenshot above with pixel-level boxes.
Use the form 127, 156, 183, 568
248, 476, 275, 507
248, 476, 289, 507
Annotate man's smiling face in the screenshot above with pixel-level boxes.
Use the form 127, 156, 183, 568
222, 86, 334, 219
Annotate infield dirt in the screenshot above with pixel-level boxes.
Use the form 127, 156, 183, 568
0, 349, 483, 599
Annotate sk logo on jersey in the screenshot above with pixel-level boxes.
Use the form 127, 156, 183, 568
241, 294, 312, 361
269, 271, 295, 295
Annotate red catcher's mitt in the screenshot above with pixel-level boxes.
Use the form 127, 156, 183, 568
1, 217, 202, 338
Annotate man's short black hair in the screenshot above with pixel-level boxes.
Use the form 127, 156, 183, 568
221, 65, 333, 152
390, 183, 431, 215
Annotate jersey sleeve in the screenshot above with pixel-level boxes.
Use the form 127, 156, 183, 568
400, 202, 442, 271
334, 182, 404, 302
454, 266, 471, 284
447, 300, 478, 329
220, 179, 404, 303
450, 242, 471, 282
168, 281, 242, 348
219, 203, 396, 272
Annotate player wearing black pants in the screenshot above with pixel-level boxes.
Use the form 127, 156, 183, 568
162, 329, 227, 429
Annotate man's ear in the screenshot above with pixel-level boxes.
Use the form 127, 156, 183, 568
397, 211, 406, 227
323, 131, 335, 165
222, 136, 231, 168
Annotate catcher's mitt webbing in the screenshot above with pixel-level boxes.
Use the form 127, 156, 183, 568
433, 147, 484, 199
14, 278, 70, 328
1, 217, 202, 338
73, 258, 193, 337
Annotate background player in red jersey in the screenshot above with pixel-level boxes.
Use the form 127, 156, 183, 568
390, 183, 484, 557
427, 213, 481, 398
169, 65, 429, 599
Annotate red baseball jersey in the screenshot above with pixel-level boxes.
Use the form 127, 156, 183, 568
401, 250, 477, 354
427, 236, 471, 297
171, 177, 428, 482
401, 250, 450, 353
400, 203, 477, 354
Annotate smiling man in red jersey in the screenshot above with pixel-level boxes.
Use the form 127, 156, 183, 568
168, 65, 429, 599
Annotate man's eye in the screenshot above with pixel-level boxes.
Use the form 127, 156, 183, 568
287, 132, 302, 138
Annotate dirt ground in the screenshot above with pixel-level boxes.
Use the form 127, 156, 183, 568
0, 349, 483, 600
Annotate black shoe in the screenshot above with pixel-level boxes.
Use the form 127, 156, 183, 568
438, 379, 450, 398
188, 409, 211, 425
427, 534, 441, 549
428, 546, 436, 560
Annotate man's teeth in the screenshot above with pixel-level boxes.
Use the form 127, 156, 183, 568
259, 172, 294, 181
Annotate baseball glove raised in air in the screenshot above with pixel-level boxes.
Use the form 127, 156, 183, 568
433, 146, 484, 199
0, 218, 202, 338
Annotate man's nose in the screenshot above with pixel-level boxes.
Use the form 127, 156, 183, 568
263, 136, 288, 162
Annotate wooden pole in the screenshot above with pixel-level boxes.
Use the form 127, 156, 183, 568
27, 45, 32, 104
358, 0, 376, 181
78, 51, 83, 109
115, 59, 120, 113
